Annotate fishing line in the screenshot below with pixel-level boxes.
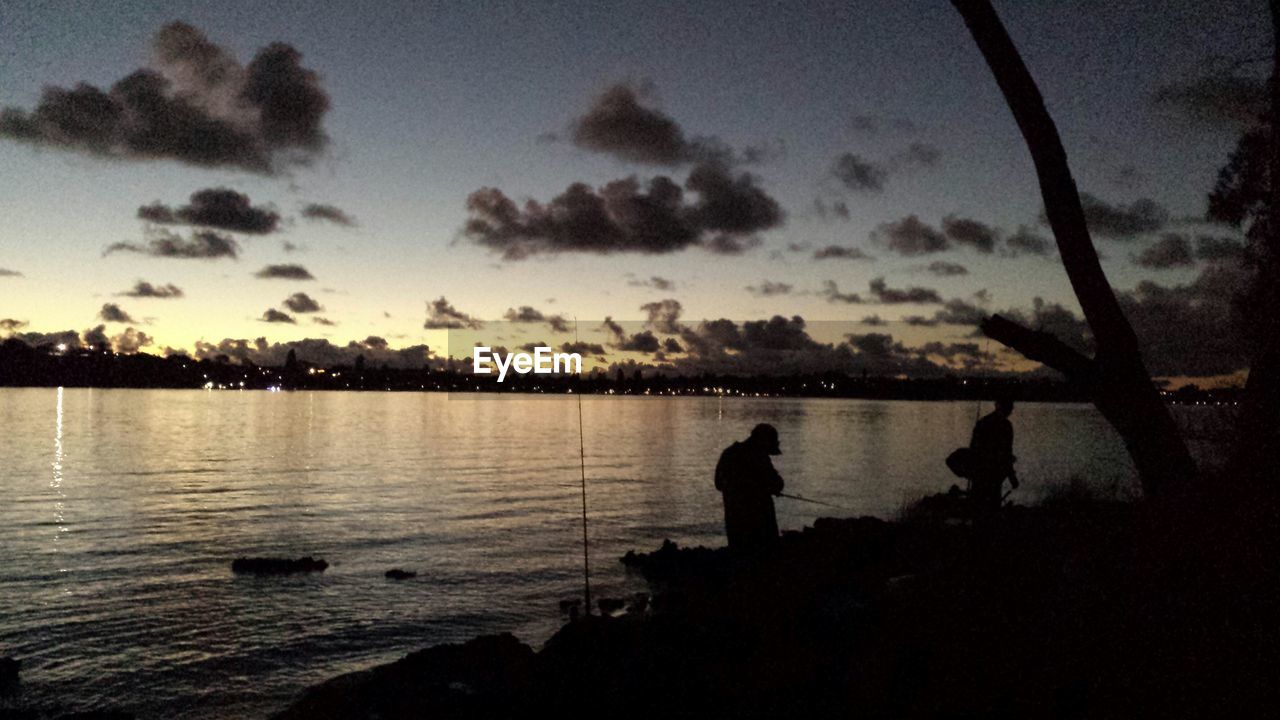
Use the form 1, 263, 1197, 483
574, 317, 592, 615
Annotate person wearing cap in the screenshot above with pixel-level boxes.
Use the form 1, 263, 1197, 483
968, 396, 1019, 515
714, 423, 785, 553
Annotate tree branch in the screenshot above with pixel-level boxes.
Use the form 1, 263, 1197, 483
980, 314, 1095, 381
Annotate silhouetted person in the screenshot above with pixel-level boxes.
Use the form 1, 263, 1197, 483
715, 423, 784, 553
968, 397, 1019, 514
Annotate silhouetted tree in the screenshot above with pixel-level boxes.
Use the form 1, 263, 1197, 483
951, 0, 1196, 496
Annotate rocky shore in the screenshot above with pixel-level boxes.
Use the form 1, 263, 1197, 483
274, 485, 1277, 719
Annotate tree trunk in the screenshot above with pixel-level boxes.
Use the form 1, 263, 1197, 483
1230, 0, 1280, 490
952, 0, 1196, 496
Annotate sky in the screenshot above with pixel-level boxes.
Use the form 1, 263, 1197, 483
0, 0, 1269, 383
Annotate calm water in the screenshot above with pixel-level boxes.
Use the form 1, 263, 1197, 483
0, 388, 1225, 718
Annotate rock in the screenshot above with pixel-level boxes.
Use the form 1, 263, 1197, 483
384, 569, 416, 580
231, 556, 328, 574
597, 597, 625, 615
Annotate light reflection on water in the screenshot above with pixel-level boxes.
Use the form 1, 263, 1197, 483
0, 388, 1227, 718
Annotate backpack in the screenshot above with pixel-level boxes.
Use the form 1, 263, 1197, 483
945, 447, 974, 479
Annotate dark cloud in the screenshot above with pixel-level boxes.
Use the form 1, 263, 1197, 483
98, 303, 137, 323
192, 336, 435, 369
569, 83, 756, 167
255, 264, 314, 280
1116, 265, 1250, 377
463, 161, 782, 260
746, 280, 794, 296
424, 296, 482, 329
942, 214, 997, 253
301, 203, 357, 227
662, 337, 683, 353
861, 315, 886, 326
1111, 165, 1148, 190
138, 188, 280, 234
890, 142, 941, 168
617, 329, 661, 353
932, 297, 989, 326
1075, 193, 1169, 239
502, 306, 570, 332
819, 281, 863, 304
1195, 235, 1248, 263
561, 340, 607, 356
640, 299, 684, 334
1004, 225, 1054, 256
626, 275, 676, 291
873, 215, 949, 255
925, 260, 968, 276
112, 327, 154, 353
261, 308, 295, 323
0, 22, 329, 173
831, 153, 887, 193
105, 228, 239, 259
0, 268, 22, 277
283, 292, 323, 313
813, 198, 851, 222
1151, 73, 1266, 130
121, 280, 183, 298
1133, 233, 1194, 269
868, 277, 943, 304
1, 319, 29, 333
813, 244, 874, 261
312, 316, 336, 326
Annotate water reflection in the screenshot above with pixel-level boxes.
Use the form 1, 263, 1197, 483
50, 386, 67, 562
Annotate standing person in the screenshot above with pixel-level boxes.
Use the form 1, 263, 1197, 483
715, 423, 785, 553
968, 396, 1019, 515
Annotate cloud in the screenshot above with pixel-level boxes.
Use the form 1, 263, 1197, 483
626, 274, 676, 291
831, 153, 887, 193
868, 277, 942, 304
502, 305, 569, 332
561, 340, 607, 355
105, 228, 239, 259
1004, 225, 1053, 256
617, 329, 661, 353
301, 202, 357, 226
0, 268, 22, 277
860, 315, 886, 326
942, 214, 997, 253
889, 142, 941, 168
813, 244, 874, 261
848, 113, 918, 135
1, 319, 30, 333
261, 308, 295, 323
1075, 193, 1169, 239
1133, 233, 1194, 269
138, 187, 280, 234
424, 296, 482, 329
463, 161, 782, 260
819, 280, 863, 304
255, 263, 314, 280
121, 280, 183, 298
1151, 73, 1266, 130
98, 303, 137, 323
568, 82, 755, 167
192, 336, 435, 369
1115, 264, 1249, 376
312, 316, 336, 326
813, 198, 851, 221
112, 327, 153, 353
925, 260, 968, 276
1195, 236, 1248, 263
873, 215, 949, 255
283, 292, 323, 313
640, 298, 684, 333
0, 22, 329, 173
746, 280, 794, 296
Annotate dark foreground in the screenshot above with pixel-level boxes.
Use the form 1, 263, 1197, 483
274, 484, 1277, 719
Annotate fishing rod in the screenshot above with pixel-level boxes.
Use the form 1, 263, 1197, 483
777, 492, 857, 512
574, 318, 592, 616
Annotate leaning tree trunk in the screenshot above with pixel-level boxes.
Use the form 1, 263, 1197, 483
951, 0, 1196, 497
1229, 0, 1280, 491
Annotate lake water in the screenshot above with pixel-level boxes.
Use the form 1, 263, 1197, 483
0, 388, 1228, 718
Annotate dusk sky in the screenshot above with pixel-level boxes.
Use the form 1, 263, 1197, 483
0, 0, 1267, 383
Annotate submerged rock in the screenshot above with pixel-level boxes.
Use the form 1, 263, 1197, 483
231, 556, 328, 574
384, 569, 416, 580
